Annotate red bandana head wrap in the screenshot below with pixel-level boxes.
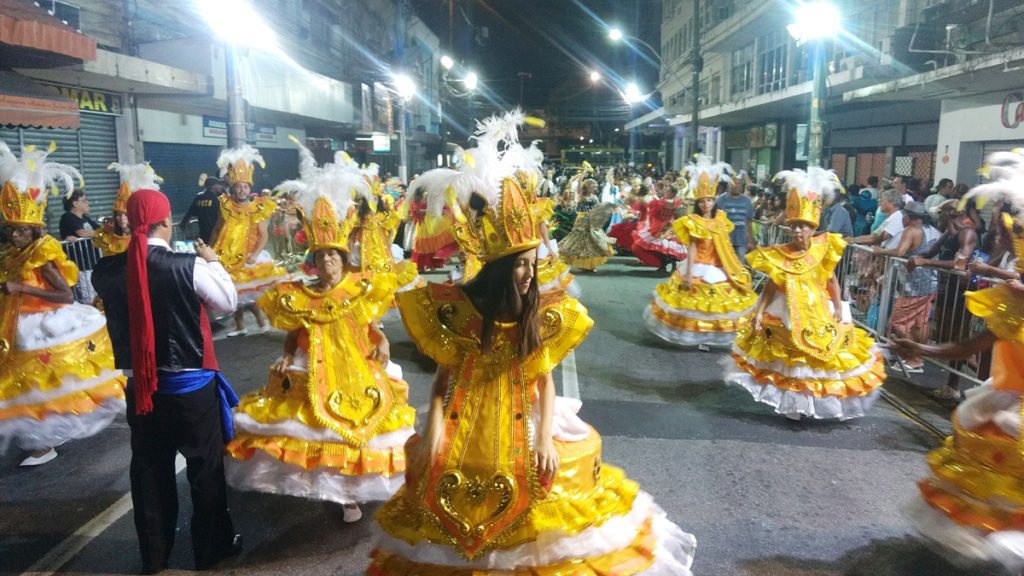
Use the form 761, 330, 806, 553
126, 189, 171, 415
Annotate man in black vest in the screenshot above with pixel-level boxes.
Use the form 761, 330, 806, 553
93, 189, 241, 574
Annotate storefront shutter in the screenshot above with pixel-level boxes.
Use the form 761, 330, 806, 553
77, 113, 119, 220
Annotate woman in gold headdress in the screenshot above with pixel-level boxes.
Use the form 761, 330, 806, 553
645, 156, 756, 349
0, 142, 125, 466
891, 150, 1024, 569
723, 167, 886, 420
94, 163, 164, 257
210, 145, 288, 336
225, 149, 415, 523
369, 112, 696, 576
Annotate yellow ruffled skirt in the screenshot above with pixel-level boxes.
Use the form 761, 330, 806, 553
0, 305, 125, 451
228, 251, 289, 305
369, 397, 696, 575
225, 360, 415, 504
723, 314, 886, 420
644, 272, 756, 347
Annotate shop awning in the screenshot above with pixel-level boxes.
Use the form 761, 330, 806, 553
0, 72, 78, 129
0, 0, 96, 63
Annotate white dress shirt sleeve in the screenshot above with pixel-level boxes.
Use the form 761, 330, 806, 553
192, 257, 238, 315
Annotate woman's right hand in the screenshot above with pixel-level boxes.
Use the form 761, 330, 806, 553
753, 311, 764, 332
271, 355, 292, 377
411, 427, 444, 472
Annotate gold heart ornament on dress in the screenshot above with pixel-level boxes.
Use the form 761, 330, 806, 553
436, 470, 516, 539
327, 385, 383, 427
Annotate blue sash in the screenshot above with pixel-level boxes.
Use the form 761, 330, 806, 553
128, 370, 240, 442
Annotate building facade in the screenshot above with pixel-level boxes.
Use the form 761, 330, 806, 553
637, 0, 1024, 188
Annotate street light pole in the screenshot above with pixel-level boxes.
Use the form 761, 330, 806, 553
688, 0, 701, 159
225, 43, 247, 148
399, 103, 409, 183
807, 40, 827, 167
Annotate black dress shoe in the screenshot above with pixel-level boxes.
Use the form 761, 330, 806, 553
195, 534, 243, 571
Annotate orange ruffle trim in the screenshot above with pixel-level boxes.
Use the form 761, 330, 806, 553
0, 376, 125, 421
730, 350, 886, 399
562, 255, 609, 271
648, 303, 749, 334
226, 434, 406, 477
919, 480, 1024, 533
368, 517, 657, 576
229, 261, 287, 286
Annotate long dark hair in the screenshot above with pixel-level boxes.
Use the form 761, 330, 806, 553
462, 248, 541, 358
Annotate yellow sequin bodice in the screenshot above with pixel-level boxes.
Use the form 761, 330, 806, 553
378, 284, 641, 560
252, 273, 412, 446
93, 226, 130, 256
213, 195, 276, 269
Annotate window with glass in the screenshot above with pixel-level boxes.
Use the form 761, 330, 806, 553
756, 30, 789, 95
730, 43, 754, 97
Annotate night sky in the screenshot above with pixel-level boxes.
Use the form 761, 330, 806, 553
414, 0, 663, 119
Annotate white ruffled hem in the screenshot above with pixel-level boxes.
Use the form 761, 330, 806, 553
0, 369, 124, 409
730, 343, 882, 381
233, 409, 416, 447
908, 497, 1024, 571
15, 304, 108, 351
224, 450, 404, 504
372, 491, 694, 573
677, 261, 727, 284
643, 305, 736, 347
635, 228, 687, 259
722, 364, 881, 420
0, 394, 124, 452
651, 292, 755, 322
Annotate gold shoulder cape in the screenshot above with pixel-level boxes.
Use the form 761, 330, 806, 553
390, 284, 594, 558
256, 271, 407, 446
673, 211, 750, 285
747, 233, 849, 361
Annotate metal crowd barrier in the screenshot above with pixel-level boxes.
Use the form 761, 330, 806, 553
751, 223, 994, 388
60, 237, 101, 304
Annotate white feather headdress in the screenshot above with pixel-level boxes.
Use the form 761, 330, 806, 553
217, 144, 265, 185
961, 149, 1024, 221
0, 140, 82, 200
774, 166, 843, 205
108, 162, 162, 192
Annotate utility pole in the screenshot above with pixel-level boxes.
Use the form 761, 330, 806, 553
225, 43, 247, 148
517, 72, 532, 107
688, 0, 701, 159
807, 40, 827, 167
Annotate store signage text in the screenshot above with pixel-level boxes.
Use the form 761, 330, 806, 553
202, 116, 277, 143
1002, 92, 1024, 129
45, 84, 122, 115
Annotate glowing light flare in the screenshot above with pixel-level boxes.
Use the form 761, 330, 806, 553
440, 55, 454, 70
463, 72, 479, 91
393, 74, 416, 100
787, 2, 842, 43
624, 82, 645, 104
197, 0, 278, 50
589, 70, 601, 82
608, 28, 624, 41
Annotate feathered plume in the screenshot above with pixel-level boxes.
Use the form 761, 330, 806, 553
278, 138, 369, 223
0, 141, 83, 200
961, 149, 1024, 216
108, 162, 162, 192
288, 135, 317, 182
216, 144, 265, 176
473, 108, 526, 151
773, 166, 843, 205
684, 154, 734, 186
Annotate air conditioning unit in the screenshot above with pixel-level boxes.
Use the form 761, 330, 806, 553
35, 0, 81, 31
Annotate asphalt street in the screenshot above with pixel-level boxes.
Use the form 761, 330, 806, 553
0, 257, 1003, 576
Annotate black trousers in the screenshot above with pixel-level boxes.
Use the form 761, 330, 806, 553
126, 379, 235, 571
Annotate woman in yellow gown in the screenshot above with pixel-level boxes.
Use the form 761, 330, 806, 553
891, 151, 1024, 568
368, 112, 696, 576
645, 156, 756, 348
225, 150, 415, 523
351, 164, 423, 295
723, 167, 886, 420
94, 162, 164, 257
211, 145, 288, 335
0, 142, 125, 466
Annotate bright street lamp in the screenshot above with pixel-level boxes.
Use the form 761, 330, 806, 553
787, 1, 841, 44
624, 82, 645, 104
440, 55, 454, 70
393, 73, 417, 101
392, 73, 416, 183
463, 71, 479, 91
589, 70, 601, 83
788, 1, 841, 167
608, 28, 624, 41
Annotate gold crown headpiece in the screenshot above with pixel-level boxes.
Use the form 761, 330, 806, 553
684, 154, 734, 200
278, 139, 370, 253
411, 110, 545, 262
217, 144, 265, 186
108, 162, 162, 213
0, 141, 82, 226
774, 166, 842, 228
962, 149, 1024, 272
